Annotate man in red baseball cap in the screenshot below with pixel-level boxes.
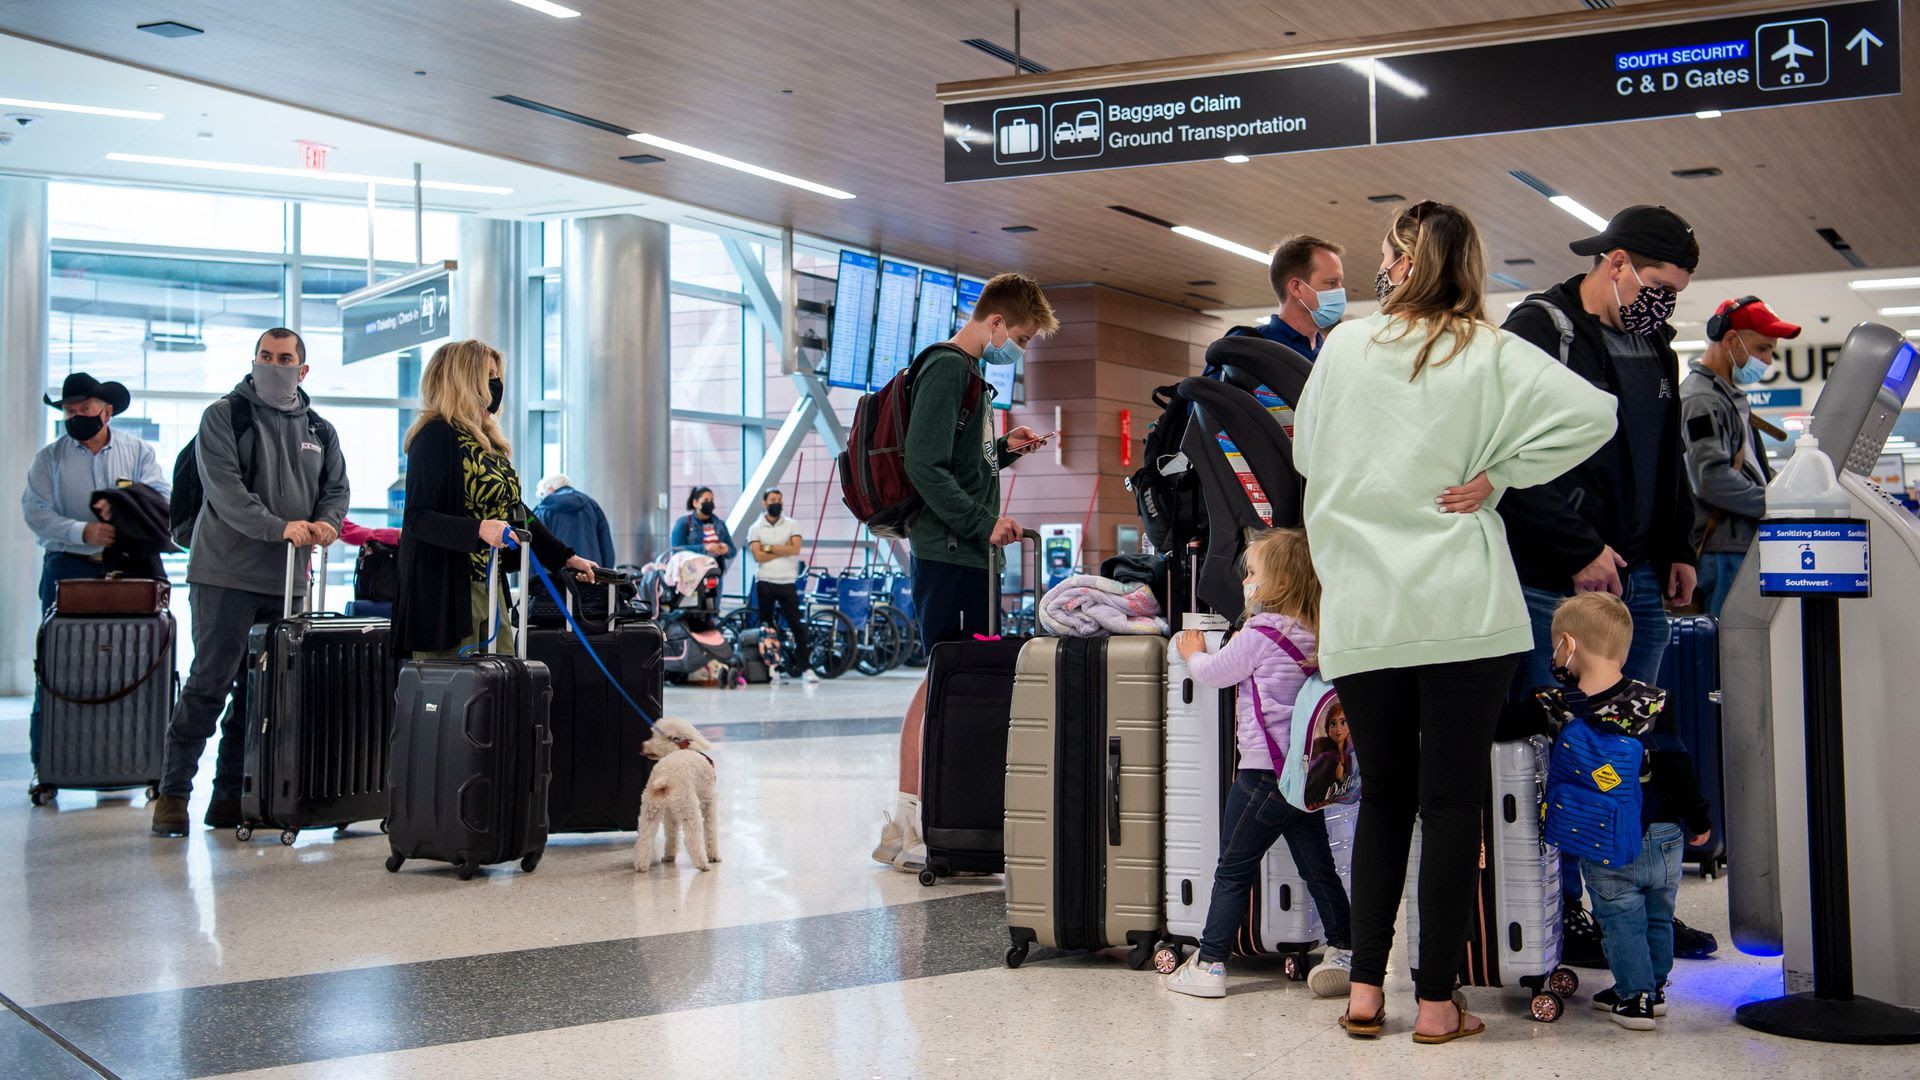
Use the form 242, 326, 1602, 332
1681, 296, 1803, 617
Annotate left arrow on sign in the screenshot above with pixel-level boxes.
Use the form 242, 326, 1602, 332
956, 124, 975, 152
1847, 27, 1883, 64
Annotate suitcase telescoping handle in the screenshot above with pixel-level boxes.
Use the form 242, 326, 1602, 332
482, 528, 535, 659
282, 542, 328, 619
986, 528, 1044, 637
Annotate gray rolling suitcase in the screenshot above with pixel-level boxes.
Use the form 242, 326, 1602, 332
32, 589, 176, 804
1404, 736, 1582, 1022
1004, 634, 1166, 969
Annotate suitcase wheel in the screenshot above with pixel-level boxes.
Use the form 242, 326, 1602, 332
1529, 990, 1565, 1023
145, 785, 158, 801
379, 818, 390, 835
1284, 953, 1311, 981
1546, 967, 1580, 998
384, 853, 405, 873
279, 829, 298, 846
456, 858, 478, 881
28, 786, 54, 807
521, 852, 543, 873
235, 825, 253, 842
1125, 941, 1154, 971
917, 868, 937, 887
1005, 944, 1028, 969
1153, 944, 1184, 975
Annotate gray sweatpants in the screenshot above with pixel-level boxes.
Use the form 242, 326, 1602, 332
158, 584, 285, 801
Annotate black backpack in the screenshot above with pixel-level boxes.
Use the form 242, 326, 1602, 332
1126, 383, 1205, 555
170, 393, 254, 549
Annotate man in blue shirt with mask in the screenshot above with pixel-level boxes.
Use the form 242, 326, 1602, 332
1234, 234, 1345, 360
21, 372, 169, 781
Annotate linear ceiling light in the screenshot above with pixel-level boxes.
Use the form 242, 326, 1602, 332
626, 133, 854, 199
1548, 195, 1610, 231
104, 153, 513, 194
1170, 225, 1268, 264
1695, 110, 1722, 119
504, 0, 581, 17
1223, 154, 1250, 164
1851, 277, 1920, 291
0, 96, 163, 120
1879, 305, 1920, 317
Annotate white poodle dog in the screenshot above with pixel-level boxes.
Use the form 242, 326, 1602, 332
634, 717, 720, 873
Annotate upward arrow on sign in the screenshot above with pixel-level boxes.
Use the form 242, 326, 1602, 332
1847, 27, 1883, 64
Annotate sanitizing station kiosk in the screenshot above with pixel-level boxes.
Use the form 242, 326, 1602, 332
1721, 322, 1920, 1013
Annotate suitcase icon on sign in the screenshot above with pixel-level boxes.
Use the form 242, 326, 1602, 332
993, 105, 1046, 165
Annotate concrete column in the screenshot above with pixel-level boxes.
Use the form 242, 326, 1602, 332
0, 179, 49, 694
456, 216, 520, 446
562, 214, 670, 565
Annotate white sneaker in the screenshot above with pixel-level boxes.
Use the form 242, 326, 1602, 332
1307, 947, 1353, 998
768, 669, 786, 684
891, 795, 927, 872
871, 811, 903, 865
1164, 953, 1226, 999
801, 669, 820, 684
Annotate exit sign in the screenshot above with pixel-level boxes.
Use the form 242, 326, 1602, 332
297, 141, 331, 171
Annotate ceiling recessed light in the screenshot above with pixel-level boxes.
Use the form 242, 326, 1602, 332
1170, 225, 1268, 264
1672, 166, 1723, 179
627, 132, 853, 199
0, 96, 163, 121
137, 20, 203, 37
1186, 280, 1216, 287
1695, 110, 1722, 119
1851, 277, 1920, 291
1223, 154, 1250, 164
1366, 193, 1406, 204
195, 131, 213, 140
1504, 257, 1536, 266
103, 152, 513, 194
1879, 306, 1920, 317
1001, 225, 1036, 233
503, 0, 581, 17
619, 153, 664, 165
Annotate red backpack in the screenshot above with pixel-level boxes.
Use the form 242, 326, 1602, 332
840, 345, 988, 540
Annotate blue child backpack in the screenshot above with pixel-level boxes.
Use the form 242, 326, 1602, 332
1244, 625, 1361, 813
1544, 716, 1645, 868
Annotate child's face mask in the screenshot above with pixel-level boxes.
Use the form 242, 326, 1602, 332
1551, 634, 1579, 686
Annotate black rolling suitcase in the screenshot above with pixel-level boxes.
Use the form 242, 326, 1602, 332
917, 531, 1038, 886
387, 538, 553, 880
32, 579, 177, 805
1655, 615, 1727, 875
238, 544, 396, 844
525, 575, 662, 834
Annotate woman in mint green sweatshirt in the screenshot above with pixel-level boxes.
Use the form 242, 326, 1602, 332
1292, 201, 1616, 1044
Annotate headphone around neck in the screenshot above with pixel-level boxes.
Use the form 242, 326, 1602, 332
1706, 296, 1761, 343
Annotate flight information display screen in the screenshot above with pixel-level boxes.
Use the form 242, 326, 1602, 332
913, 269, 958, 356
827, 251, 879, 390
953, 276, 987, 335
868, 260, 919, 388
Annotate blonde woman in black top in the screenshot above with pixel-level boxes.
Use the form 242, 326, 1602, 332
393, 339, 598, 657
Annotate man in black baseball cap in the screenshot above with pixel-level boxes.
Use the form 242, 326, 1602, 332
22, 372, 168, 793
1497, 203, 1710, 967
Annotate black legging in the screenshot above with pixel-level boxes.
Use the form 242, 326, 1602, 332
1333, 653, 1522, 1002
756, 580, 810, 675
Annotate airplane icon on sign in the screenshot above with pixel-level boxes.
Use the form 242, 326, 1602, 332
1771, 28, 1816, 68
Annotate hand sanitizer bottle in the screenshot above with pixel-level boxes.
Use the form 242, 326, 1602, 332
1766, 435, 1852, 519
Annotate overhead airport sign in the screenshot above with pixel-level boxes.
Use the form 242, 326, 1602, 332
943, 65, 1370, 181
942, 0, 1899, 181
338, 262, 455, 365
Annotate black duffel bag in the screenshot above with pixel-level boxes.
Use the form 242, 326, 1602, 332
355, 539, 399, 603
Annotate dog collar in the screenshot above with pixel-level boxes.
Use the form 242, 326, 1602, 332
674, 737, 714, 769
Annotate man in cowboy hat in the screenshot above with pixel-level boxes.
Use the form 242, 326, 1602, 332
21, 372, 169, 781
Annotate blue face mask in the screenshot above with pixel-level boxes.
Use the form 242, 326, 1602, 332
1731, 338, 1769, 386
982, 327, 1023, 367
1310, 287, 1346, 330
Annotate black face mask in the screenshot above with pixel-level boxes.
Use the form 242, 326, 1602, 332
699, 500, 715, 516
766, 503, 783, 520
487, 378, 504, 414
64, 414, 104, 443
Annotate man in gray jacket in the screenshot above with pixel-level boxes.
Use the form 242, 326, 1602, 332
152, 328, 349, 837
1681, 296, 1800, 618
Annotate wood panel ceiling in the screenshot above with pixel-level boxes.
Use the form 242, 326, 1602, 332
0, 0, 1912, 310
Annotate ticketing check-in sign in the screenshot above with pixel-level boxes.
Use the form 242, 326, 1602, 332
942, 0, 1899, 181
1758, 518, 1872, 598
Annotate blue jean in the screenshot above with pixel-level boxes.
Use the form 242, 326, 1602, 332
1516, 562, 1673, 903
1584, 823, 1684, 997
30, 551, 109, 768
1198, 769, 1352, 963
1695, 552, 1745, 621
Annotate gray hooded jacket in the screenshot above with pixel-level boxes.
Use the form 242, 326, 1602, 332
185, 375, 349, 596
1680, 361, 1769, 555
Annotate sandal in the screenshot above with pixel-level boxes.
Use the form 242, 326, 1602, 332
1411, 994, 1486, 1045
1338, 1002, 1387, 1039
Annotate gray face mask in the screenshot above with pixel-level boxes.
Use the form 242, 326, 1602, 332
252, 362, 302, 409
